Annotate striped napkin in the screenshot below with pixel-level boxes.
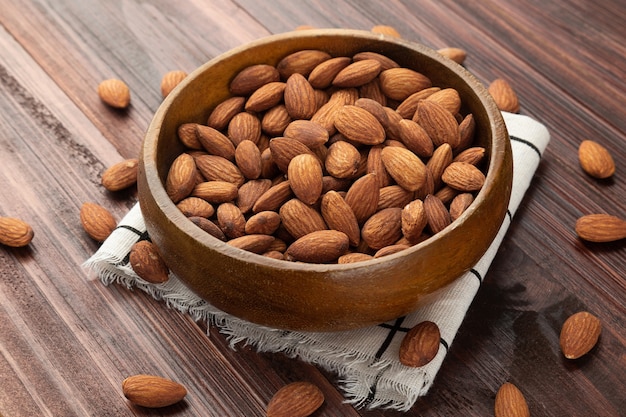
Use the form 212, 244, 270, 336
84, 111, 549, 411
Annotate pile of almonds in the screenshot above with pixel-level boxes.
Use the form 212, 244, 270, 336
164, 48, 488, 264
81, 26, 621, 416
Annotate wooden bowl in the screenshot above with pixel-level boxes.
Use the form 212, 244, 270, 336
138, 29, 512, 332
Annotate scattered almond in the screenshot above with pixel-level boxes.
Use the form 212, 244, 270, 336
160, 70, 187, 98
266, 381, 324, 417
101, 158, 139, 191
575, 213, 626, 242
97, 78, 131, 109
578, 139, 615, 179
437, 47, 467, 65
488, 78, 520, 113
129, 240, 170, 283
80, 202, 117, 242
122, 374, 187, 408
371, 25, 402, 38
399, 320, 441, 367
494, 382, 530, 417
0, 217, 34, 247
560, 311, 602, 359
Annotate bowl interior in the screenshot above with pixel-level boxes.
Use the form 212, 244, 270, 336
138, 29, 512, 331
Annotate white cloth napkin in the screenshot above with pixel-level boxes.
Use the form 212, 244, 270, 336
84, 112, 550, 411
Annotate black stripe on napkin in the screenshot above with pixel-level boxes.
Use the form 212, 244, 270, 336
510, 135, 542, 158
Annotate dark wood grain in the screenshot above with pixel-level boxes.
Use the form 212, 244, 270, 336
0, 0, 624, 416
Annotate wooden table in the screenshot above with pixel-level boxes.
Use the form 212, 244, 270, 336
1, 1, 624, 415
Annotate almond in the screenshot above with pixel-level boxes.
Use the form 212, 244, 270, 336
245, 82, 286, 112
284, 73, 318, 120
353, 51, 400, 71
165, 153, 197, 203
399, 320, 441, 367
381, 146, 428, 192
262, 104, 293, 136
237, 179, 272, 213
361, 207, 402, 250
177, 123, 204, 150
425, 88, 462, 115
266, 381, 324, 417
189, 216, 226, 241
559, 311, 602, 359
245, 211, 282, 235
228, 111, 262, 146
334, 105, 386, 145
379, 67, 432, 101
345, 173, 380, 225
578, 139, 615, 179
253, 181, 294, 213
288, 153, 323, 205
216, 202, 246, 239
160, 70, 187, 98
453, 146, 485, 165
97, 78, 130, 109
194, 154, 244, 187
436, 47, 467, 65
80, 202, 117, 242
397, 119, 434, 157
575, 213, 626, 242
395, 86, 441, 119
332, 59, 382, 88
354, 98, 390, 129
286, 230, 349, 263
371, 25, 401, 37
207, 96, 246, 131
358, 78, 387, 106
424, 194, 451, 233
441, 161, 485, 191
122, 374, 187, 408
276, 49, 332, 78
230, 64, 280, 96
129, 240, 169, 283
415, 100, 460, 149
402, 199, 428, 243
101, 158, 139, 191
320, 191, 360, 246
325, 140, 361, 179
191, 181, 239, 203
378, 185, 413, 210
366, 145, 393, 187
426, 143, 453, 189
0, 217, 34, 247
283, 120, 329, 149
458, 113, 476, 150
449, 193, 474, 221
494, 382, 530, 417
195, 124, 236, 161
279, 198, 327, 239
338, 252, 374, 264
488, 78, 520, 113
374, 243, 410, 258
176, 197, 215, 218
308, 56, 352, 89
235, 140, 262, 180
269, 136, 317, 173
228, 234, 275, 254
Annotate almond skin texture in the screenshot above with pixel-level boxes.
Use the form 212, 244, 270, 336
279, 198, 327, 240
195, 124, 236, 161
160, 70, 187, 98
399, 320, 441, 367
424, 194, 451, 234
578, 139, 615, 179
286, 230, 349, 263
575, 213, 626, 242
129, 240, 170, 283
122, 374, 187, 408
381, 146, 427, 192
0, 217, 34, 247
97, 78, 130, 109
344, 173, 380, 225
284, 73, 317, 120
488, 78, 520, 113
101, 158, 139, 191
379, 67, 432, 101
207, 96, 246, 131
361, 207, 402, 250
334, 105, 386, 145
441, 161, 486, 191
229, 64, 280, 96
494, 382, 530, 417
415, 100, 460, 149
560, 311, 602, 359
276, 49, 332, 79
266, 381, 325, 417
320, 191, 360, 246
332, 59, 382, 88
80, 202, 117, 242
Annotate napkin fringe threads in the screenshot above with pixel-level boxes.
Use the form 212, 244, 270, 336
83, 112, 550, 411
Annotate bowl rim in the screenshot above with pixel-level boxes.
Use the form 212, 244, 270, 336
142, 28, 511, 273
